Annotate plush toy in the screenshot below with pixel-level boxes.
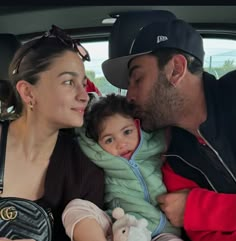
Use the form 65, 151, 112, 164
112, 207, 152, 241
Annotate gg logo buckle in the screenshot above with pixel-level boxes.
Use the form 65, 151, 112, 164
0, 206, 17, 220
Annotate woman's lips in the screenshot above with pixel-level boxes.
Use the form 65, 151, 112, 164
71, 107, 85, 114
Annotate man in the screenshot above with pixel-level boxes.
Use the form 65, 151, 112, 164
102, 17, 236, 241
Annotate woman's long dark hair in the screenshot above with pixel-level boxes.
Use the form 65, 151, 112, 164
0, 37, 78, 120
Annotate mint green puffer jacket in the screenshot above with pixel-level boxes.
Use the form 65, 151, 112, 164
78, 127, 180, 237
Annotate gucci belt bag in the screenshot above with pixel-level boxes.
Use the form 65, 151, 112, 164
0, 121, 53, 241
0, 197, 53, 241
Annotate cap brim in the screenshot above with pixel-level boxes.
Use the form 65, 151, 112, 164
102, 52, 150, 89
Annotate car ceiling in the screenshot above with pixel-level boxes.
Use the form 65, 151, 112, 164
1, 4, 236, 41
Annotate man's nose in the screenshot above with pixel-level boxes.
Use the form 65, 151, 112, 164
126, 88, 136, 103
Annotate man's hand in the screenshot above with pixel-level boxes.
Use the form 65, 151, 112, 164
157, 189, 190, 227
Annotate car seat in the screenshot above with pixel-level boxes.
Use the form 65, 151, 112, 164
0, 34, 21, 115
0, 33, 21, 79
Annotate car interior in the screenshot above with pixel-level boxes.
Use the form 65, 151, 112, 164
1, 3, 236, 96
0, 2, 235, 240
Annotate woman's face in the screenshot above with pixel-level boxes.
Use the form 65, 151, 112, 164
32, 50, 89, 129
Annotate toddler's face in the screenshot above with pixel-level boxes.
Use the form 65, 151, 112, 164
98, 114, 139, 159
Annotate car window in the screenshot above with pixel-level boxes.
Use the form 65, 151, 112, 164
83, 41, 117, 95
203, 38, 236, 78
83, 38, 236, 95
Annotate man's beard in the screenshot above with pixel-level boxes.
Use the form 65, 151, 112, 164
135, 72, 184, 132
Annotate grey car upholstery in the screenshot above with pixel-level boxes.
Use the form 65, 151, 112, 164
0, 34, 21, 79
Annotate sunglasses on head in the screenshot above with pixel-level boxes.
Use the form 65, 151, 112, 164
12, 24, 90, 75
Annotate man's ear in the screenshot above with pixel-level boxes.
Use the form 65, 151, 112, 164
16, 80, 35, 105
168, 54, 187, 87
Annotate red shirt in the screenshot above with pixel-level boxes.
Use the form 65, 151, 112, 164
162, 162, 236, 241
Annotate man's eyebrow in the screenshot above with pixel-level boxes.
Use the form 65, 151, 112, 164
128, 65, 140, 77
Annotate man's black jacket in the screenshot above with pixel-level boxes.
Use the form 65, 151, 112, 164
166, 71, 236, 193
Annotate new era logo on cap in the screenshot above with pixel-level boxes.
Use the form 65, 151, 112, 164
157, 35, 168, 43
102, 18, 204, 90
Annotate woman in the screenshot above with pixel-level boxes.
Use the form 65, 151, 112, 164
0, 25, 104, 241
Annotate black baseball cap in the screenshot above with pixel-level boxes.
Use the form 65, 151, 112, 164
102, 19, 204, 89
109, 10, 177, 59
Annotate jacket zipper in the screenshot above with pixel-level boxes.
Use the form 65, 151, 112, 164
126, 131, 166, 235
163, 153, 217, 192
128, 158, 166, 236
127, 130, 151, 202
128, 158, 150, 202
197, 130, 236, 184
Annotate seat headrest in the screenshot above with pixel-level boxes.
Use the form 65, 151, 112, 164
0, 34, 21, 79
109, 10, 177, 59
